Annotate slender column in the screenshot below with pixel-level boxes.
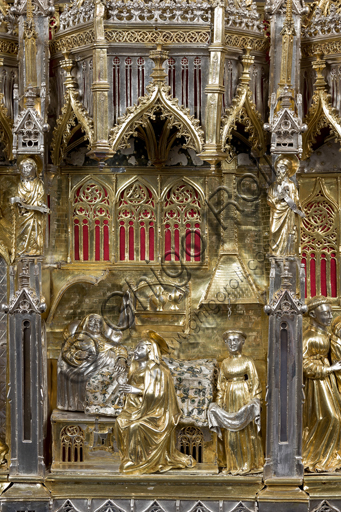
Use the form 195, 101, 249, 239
259, 0, 309, 508
87, 0, 113, 165
2, 258, 46, 478
198, 0, 226, 169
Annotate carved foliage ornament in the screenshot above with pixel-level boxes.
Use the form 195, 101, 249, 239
301, 178, 338, 255
264, 289, 305, 316
106, 0, 211, 25
303, 4, 341, 37
311, 500, 341, 512
2, 288, 46, 315
225, 0, 263, 33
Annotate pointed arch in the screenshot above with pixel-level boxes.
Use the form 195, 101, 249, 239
116, 177, 157, 262
187, 502, 215, 512
302, 54, 341, 160
301, 177, 339, 298
140, 501, 165, 512
162, 178, 205, 263
93, 500, 127, 512
220, 50, 266, 159
51, 89, 94, 166
161, 176, 205, 202
71, 177, 113, 262
71, 174, 114, 199
46, 272, 109, 327
109, 48, 204, 160
229, 503, 254, 512
55, 500, 83, 512
115, 175, 158, 203
220, 81, 266, 159
311, 500, 340, 512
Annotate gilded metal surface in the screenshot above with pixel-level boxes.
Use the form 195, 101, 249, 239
51, 52, 94, 166
109, 45, 204, 157
279, 0, 295, 86
0, 39, 19, 55
23, 0, 37, 88
3, 0, 341, 505
302, 54, 341, 160
303, 296, 341, 472
105, 28, 210, 45
57, 313, 127, 413
50, 29, 95, 54
267, 156, 304, 256
221, 47, 266, 159
115, 333, 196, 474
10, 158, 48, 257
208, 330, 264, 475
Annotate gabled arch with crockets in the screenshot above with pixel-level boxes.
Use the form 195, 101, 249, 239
109, 45, 204, 167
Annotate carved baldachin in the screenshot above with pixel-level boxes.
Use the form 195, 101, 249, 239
51, 89, 94, 165
302, 54, 341, 160
221, 48, 266, 158
109, 46, 204, 156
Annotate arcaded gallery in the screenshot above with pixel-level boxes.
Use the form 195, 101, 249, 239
2, 0, 341, 509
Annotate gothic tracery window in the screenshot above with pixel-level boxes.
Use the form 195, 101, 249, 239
60, 425, 84, 463
72, 179, 111, 262
178, 426, 204, 463
301, 178, 338, 298
163, 181, 203, 263
118, 180, 156, 262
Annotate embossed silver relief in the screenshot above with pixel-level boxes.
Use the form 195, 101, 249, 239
57, 314, 128, 414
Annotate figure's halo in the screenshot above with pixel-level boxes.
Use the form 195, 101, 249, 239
274, 154, 299, 177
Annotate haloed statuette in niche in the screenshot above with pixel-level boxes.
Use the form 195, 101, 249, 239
267, 155, 305, 257
10, 158, 50, 257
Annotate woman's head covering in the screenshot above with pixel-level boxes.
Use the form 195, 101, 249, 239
80, 314, 104, 333
223, 330, 247, 342
143, 330, 169, 354
331, 315, 341, 337
136, 330, 169, 365
306, 295, 331, 314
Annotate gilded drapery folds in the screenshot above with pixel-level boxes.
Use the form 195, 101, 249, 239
267, 155, 305, 256
10, 158, 49, 257
303, 296, 341, 472
115, 331, 196, 475
208, 331, 264, 475
6, 0, 341, 504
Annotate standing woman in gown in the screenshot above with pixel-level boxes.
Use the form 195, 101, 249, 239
303, 296, 341, 472
208, 330, 264, 475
